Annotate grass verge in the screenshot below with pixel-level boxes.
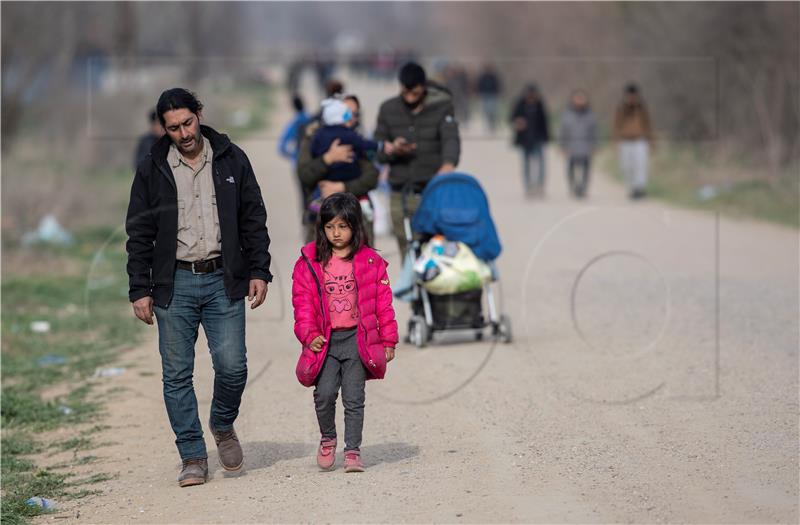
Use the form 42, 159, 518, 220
1, 226, 141, 524
600, 145, 799, 228
1, 84, 275, 523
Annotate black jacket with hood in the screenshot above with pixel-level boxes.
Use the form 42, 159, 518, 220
126, 125, 272, 308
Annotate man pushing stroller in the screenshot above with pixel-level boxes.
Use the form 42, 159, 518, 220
374, 62, 461, 256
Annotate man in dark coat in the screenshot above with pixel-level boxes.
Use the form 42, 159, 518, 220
511, 84, 550, 197
476, 63, 503, 134
374, 62, 461, 255
126, 88, 272, 487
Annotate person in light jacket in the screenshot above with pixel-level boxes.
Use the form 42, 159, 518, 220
558, 90, 598, 198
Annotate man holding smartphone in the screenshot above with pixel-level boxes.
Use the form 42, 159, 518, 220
374, 62, 461, 256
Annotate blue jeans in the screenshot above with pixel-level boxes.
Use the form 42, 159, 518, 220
154, 268, 247, 460
522, 145, 545, 190
567, 155, 591, 197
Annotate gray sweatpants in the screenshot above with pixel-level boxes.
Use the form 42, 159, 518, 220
619, 139, 649, 191
313, 328, 367, 451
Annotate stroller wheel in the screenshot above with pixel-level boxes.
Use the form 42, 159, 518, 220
409, 315, 429, 348
498, 314, 512, 344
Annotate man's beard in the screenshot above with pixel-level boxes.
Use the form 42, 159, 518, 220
403, 91, 426, 110
178, 132, 202, 155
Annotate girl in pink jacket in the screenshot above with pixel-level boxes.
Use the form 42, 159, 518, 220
292, 192, 398, 473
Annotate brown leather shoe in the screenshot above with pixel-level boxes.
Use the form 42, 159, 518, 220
178, 458, 208, 487
211, 427, 244, 471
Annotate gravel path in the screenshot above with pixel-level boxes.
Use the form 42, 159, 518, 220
42, 75, 798, 524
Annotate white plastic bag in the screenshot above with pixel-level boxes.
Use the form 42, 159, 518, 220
414, 236, 492, 295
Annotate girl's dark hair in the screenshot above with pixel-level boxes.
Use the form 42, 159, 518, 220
315, 193, 369, 265
156, 88, 203, 126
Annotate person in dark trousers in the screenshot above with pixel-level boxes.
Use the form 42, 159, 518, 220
476, 63, 503, 134
126, 88, 272, 488
132, 109, 165, 170
374, 61, 461, 256
558, 90, 597, 198
511, 84, 550, 197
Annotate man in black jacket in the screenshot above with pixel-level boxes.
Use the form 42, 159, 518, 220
374, 62, 461, 255
126, 88, 272, 487
511, 84, 550, 197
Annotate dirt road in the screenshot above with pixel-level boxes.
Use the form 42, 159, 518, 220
39, 75, 798, 524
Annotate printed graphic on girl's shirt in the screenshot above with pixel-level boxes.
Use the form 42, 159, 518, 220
324, 256, 359, 329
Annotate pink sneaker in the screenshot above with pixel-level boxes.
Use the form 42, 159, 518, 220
317, 438, 337, 471
344, 450, 365, 473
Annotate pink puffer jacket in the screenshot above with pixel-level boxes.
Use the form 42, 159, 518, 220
292, 242, 399, 387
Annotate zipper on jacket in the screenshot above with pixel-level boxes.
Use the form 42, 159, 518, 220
302, 252, 327, 354
213, 167, 227, 269
352, 256, 377, 370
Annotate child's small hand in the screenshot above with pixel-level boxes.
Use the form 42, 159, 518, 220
309, 335, 327, 352
384, 347, 395, 362
382, 141, 395, 156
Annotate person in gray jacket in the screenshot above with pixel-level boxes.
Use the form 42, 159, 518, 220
374, 62, 461, 256
558, 90, 597, 198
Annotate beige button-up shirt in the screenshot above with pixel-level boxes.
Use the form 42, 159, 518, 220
168, 137, 222, 262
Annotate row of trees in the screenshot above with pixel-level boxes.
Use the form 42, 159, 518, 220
2, 2, 797, 176
431, 2, 799, 178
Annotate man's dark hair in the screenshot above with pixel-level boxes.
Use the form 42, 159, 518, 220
292, 94, 305, 113
343, 94, 360, 109
148, 109, 158, 123
156, 88, 203, 126
524, 83, 540, 95
315, 192, 369, 266
325, 79, 344, 98
398, 62, 427, 89
625, 83, 640, 94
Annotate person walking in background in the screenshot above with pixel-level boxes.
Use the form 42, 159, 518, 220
306, 97, 397, 220
278, 94, 311, 162
558, 90, 597, 198
132, 109, 165, 170
510, 84, 550, 197
476, 63, 503, 134
278, 94, 312, 221
126, 88, 272, 487
375, 61, 461, 256
614, 83, 654, 199
292, 193, 398, 473
310, 98, 394, 189
297, 94, 380, 243
443, 63, 471, 128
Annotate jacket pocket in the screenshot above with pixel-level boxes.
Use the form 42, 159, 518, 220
296, 344, 327, 387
